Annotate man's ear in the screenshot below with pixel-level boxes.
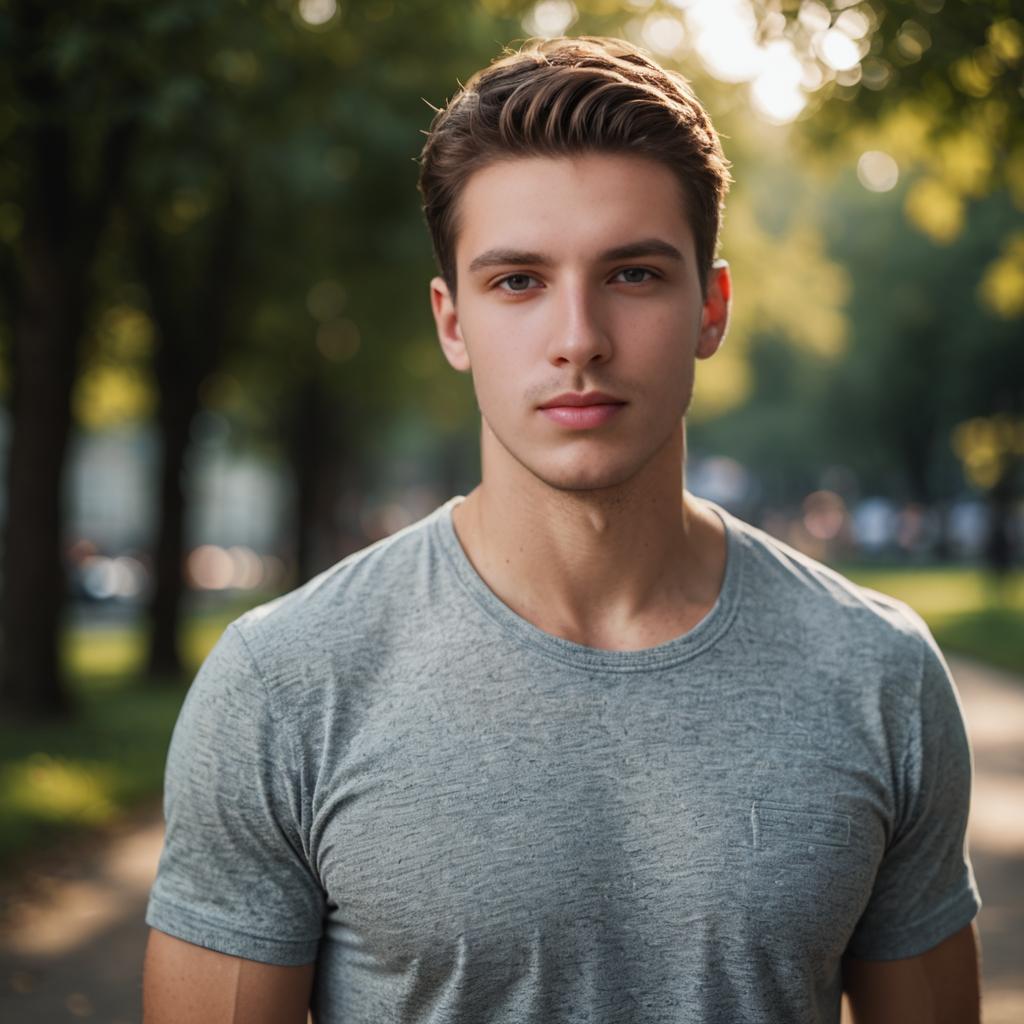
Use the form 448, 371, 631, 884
697, 259, 732, 360
430, 276, 471, 372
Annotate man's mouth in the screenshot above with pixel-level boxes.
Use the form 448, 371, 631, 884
537, 391, 626, 429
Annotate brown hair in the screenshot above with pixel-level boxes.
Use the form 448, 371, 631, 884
417, 36, 732, 300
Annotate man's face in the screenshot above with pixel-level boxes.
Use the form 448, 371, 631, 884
430, 152, 730, 493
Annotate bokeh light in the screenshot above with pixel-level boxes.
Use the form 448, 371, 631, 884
835, 8, 872, 40
642, 14, 686, 56
802, 490, 848, 542
187, 545, 235, 590
797, 1, 831, 33
818, 28, 861, 71
857, 150, 899, 192
688, 0, 762, 84
298, 0, 337, 27
751, 40, 808, 123
524, 0, 577, 39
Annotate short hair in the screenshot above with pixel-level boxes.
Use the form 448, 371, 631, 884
417, 36, 732, 300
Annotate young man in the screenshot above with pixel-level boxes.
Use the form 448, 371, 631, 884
143, 37, 982, 1024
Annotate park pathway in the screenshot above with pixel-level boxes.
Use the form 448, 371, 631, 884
0, 655, 1022, 1023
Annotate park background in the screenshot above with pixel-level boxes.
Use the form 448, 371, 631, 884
0, 0, 1022, 1020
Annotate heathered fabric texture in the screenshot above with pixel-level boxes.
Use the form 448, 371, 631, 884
147, 497, 981, 1023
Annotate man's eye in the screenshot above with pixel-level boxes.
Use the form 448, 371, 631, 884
615, 267, 656, 284
496, 274, 538, 292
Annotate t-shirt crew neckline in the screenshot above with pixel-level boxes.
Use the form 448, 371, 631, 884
433, 495, 744, 674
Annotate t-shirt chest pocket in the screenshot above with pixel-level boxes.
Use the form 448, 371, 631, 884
752, 801, 851, 850
740, 800, 881, 958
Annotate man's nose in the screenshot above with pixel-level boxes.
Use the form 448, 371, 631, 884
544, 283, 613, 369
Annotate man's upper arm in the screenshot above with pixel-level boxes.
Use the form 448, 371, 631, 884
842, 922, 980, 1024
846, 626, 981, 961
146, 625, 325, 966
143, 928, 315, 1024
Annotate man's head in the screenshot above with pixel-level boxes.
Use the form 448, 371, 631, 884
418, 37, 734, 496
417, 36, 732, 303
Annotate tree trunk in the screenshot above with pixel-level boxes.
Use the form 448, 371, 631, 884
0, 254, 79, 719
287, 374, 341, 585
985, 455, 1019, 577
146, 385, 196, 679
141, 185, 242, 679
0, 9, 134, 718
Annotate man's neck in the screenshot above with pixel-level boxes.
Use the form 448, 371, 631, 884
450, 425, 727, 651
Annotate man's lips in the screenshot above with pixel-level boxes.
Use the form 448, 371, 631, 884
537, 392, 626, 429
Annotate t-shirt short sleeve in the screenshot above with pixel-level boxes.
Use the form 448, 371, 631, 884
145, 623, 324, 965
846, 623, 982, 960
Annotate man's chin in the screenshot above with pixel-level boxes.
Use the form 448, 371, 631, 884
517, 456, 646, 495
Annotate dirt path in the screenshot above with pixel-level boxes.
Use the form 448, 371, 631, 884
1, 655, 1021, 1023
952, 657, 1024, 1024
0, 802, 164, 1023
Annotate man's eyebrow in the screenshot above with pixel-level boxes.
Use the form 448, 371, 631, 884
468, 248, 551, 273
601, 238, 683, 263
467, 238, 684, 274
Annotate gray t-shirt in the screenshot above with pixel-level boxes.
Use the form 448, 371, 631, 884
146, 497, 981, 1023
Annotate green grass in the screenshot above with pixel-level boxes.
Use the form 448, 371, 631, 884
839, 565, 1024, 675
0, 683, 186, 867
0, 596, 272, 872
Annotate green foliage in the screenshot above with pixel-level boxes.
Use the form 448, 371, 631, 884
775, 1, 1024, 222
693, 145, 1021, 502
819, 181, 1022, 499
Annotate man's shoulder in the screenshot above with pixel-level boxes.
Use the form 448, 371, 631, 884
229, 501, 453, 667
725, 509, 932, 658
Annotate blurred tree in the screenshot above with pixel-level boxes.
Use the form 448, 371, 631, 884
692, 159, 1022, 563
132, 183, 244, 679
820, 183, 1021, 502
776, 0, 1023, 247
953, 414, 1024, 573
0, 0, 529, 713
0, 1, 139, 718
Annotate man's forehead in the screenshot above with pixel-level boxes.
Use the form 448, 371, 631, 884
453, 152, 694, 268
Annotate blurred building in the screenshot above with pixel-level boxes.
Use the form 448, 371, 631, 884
62, 424, 291, 554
